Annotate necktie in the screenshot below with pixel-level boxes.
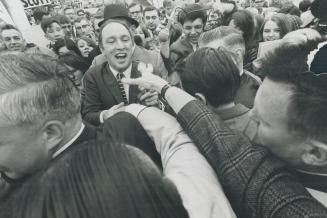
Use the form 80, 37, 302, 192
116, 72, 128, 104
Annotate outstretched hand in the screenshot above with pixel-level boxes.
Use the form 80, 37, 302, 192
122, 62, 168, 93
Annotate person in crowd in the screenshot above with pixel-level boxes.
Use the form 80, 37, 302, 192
161, 0, 174, 26
229, 9, 258, 72
299, 0, 312, 13
0, 24, 56, 57
92, 12, 103, 42
33, 7, 50, 25
64, 7, 76, 23
261, 13, 293, 42
76, 36, 96, 58
310, 0, 327, 37
82, 19, 160, 126
128, 3, 143, 23
52, 38, 81, 56
59, 51, 93, 90
204, 10, 222, 31
6, 139, 190, 218
0, 53, 161, 202
178, 47, 250, 132
41, 17, 65, 49
143, 6, 161, 38
199, 26, 262, 109
54, 14, 74, 39
168, 4, 207, 70
121, 51, 327, 218
90, 4, 168, 80
246, 32, 327, 206
74, 17, 96, 41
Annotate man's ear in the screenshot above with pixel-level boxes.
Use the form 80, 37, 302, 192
41, 120, 65, 152
302, 139, 327, 166
194, 93, 207, 105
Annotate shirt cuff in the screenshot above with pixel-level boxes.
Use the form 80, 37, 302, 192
125, 104, 148, 118
99, 110, 105, 124
165, 87, 196, 114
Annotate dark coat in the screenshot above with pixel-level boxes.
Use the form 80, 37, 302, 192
177, 100, 327, 218
81, 62, 141, 126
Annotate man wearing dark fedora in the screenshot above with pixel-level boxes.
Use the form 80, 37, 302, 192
90, 4, 168, 80
82, 4, 165, 126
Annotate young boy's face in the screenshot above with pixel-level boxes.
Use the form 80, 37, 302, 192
45, 22, 65, 42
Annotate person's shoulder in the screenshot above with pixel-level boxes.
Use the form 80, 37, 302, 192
84, 62, 107, 78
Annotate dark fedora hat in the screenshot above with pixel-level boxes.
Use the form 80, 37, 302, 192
98, 4, 139, 28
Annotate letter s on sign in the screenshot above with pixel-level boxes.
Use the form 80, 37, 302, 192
20, 0, 29, 8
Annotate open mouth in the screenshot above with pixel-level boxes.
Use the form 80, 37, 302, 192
115, 53, 127, 61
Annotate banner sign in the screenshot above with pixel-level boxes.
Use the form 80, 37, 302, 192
20, 0, 52, 9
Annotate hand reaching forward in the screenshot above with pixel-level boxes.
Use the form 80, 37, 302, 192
122, 62, 168, 93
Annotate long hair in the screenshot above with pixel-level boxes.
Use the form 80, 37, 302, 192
11, 140, 189, 218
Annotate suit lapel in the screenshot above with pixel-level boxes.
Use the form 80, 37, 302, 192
103, 64, 124, 104
129, 62, 141, 103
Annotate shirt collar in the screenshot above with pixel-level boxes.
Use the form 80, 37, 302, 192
52, 123, 85, 159
109, 64, 132, 78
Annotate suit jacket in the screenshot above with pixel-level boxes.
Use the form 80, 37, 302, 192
90, 46, 168, 80
0, 113, 162, 215
177, 100, 327, 218
82, 61, 141, 126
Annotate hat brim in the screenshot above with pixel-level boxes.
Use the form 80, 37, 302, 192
98, 16, 139, 28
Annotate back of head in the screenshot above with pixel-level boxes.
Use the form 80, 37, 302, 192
178, 4, 207, 25
231, 10, 255, 46
179, 47, 241, 107
260, 39, 327, 142
0, 54, 80, 127
299, 0, 312, 12
12, 140, 189, 218
199, 26, 245, 55
59, 51, 90, 73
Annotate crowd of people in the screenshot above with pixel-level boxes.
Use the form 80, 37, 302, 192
0, 0, 326, 217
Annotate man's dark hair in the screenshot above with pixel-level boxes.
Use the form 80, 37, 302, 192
299, 0, 311, 12
231, 10, 255, 47
261, 41, 327, 142
143, 6, 159, 16
178, 47, 241, 107
178, 4, 207, 26
41, 17, 60, 33
0, 24, 21, 35
64, 7, 73, 13
33, 7, 49, 23
129, 3, 143, 12
59, 51, 90, 73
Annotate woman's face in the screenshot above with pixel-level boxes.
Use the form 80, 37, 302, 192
263, 20, 281, 42
77, 39, 93, 58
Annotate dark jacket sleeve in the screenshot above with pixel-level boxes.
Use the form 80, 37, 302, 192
177, 100, 327, 218
101, 112, 162, 169
81, 68, 102, 126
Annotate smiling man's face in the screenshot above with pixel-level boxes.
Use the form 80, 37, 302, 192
101, 22, 134, 72
1, 29, 26, 51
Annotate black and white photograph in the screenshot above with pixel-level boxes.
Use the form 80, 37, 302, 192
0, 0, 326, 217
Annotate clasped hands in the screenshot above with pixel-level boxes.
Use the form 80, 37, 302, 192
101, 62, 168, 122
